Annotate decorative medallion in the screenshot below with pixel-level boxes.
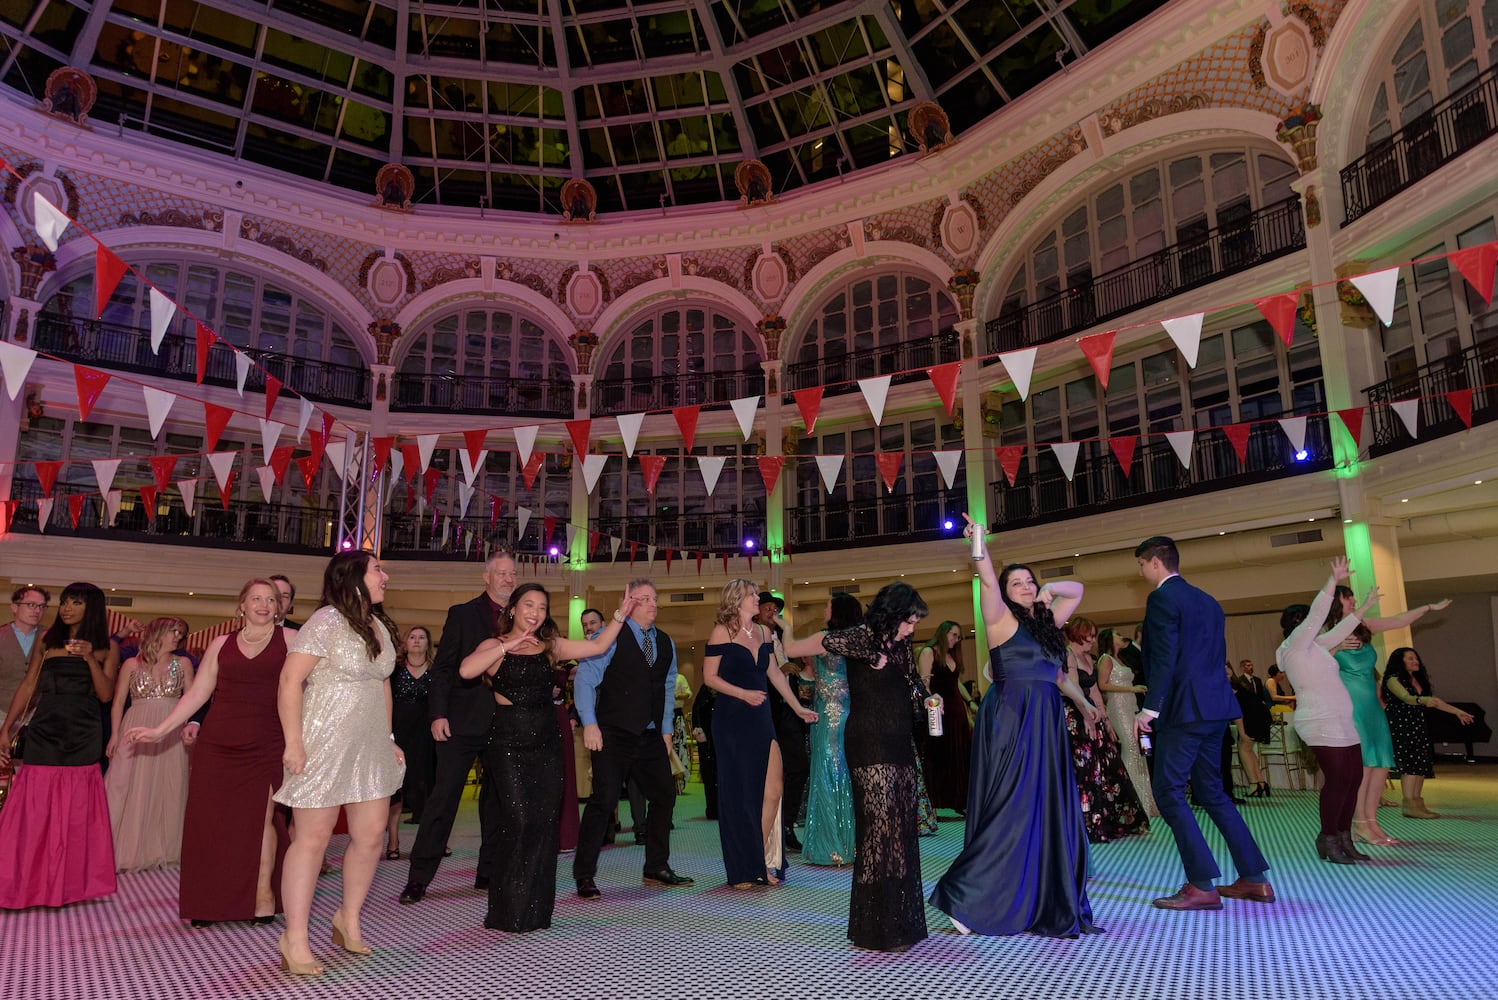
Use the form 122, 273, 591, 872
374, 164, 414, 211
909, 101, 954, 155
561, 179, 598, 223
567, 270, 604, 318
735, 160, 775, 207
939, 200, 980, 257
41, 68, 96, 126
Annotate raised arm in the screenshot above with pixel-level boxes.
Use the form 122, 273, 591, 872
765, 632, 817, 724
779, 622, 828, 660
1365, 598, 1451, 634
552, 590, 638, 661
1040, 581, 1085, 628
963, 514, 1016, 650
127, 636, 226, 744
1292, 557, 1350, 654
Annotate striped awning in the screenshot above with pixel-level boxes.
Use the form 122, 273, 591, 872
184, 619, 239, 655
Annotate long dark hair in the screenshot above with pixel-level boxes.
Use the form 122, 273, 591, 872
998, 563, 1066, 659
827, 592, 863, 632
919, 620, 965, 678
42, 581, 110, 651
498, 583, 561, 655
864, 581, 927, 653
1325, 585, 1372, 642
1384, 646, 1431, 696
320, 551, 398, 660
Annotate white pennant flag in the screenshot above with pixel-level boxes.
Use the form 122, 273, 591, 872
647, 544, 657, 565
416, 434, 438, 472
325, 440, 348, 482
1161, 313, 1204, 368
1349, 267, 1401, 327
259, 419, 283, 460
388, 449, 405, 487
256, 465, 277, 502
1050, 442, 1081, 482
234, 351, 253, 396
33, 192, 70, 250
513, 425, 539, 467
0, 341, 38, 399
730, 396, 761, 440
92, 458, 122, 496
517, 506, 532, 538
464, 532, 474, 556
178, 479, 197, 516
1278, 415, 1308, 454
37, 496, 55, 533
459, 449, 487, 486
142, 386, 175, 438
207, 452, 237, 493
148, 287, 176, 354
296, 398, 315, 441
565, 523, 579, 553
932, 450, 962, 489
441, 516, 451, 549
858, 376, 892, 425
815, 454, 845, 494
616, 412, 645, 458
581, 454, 609, 494
1391, 399, 1419, 438
998, 348, 1038, 401
610, 535, 622, 560
1164, 430, 1195, 469
104, 490, 123, 526
457, 482, 475, 517
696, 456, 726, 496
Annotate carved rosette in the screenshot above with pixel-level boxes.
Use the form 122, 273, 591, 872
757, 315, 787, 361
570, 330, 599, 374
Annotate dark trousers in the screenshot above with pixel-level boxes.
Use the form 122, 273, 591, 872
1308, 743, 1363, 837
625, 778, 647, 833
1152, 720, 1269, 886
699, 744, 718, 819
574, 726, 676, 882
406, 728, 500, 888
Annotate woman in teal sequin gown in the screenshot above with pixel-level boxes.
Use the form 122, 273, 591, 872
802, 593, 861, 867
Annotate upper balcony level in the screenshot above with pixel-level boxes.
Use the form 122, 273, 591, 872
1364, 339, 1498, 457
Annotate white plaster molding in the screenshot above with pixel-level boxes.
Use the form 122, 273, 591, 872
390, 277, 578, 368
779, 241, 956, 335
589, 276, 762, 350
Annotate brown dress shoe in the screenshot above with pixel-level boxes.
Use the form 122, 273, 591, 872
1218, 877, 1275, 903
1152, 884, 1223, 910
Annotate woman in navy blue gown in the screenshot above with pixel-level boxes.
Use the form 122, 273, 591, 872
702, 580, 817, 887
928, 516, 1103, 938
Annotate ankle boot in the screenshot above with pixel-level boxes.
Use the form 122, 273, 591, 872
1402, 797, 1439, 819
1416, 796, 1440, 818
1315, 833, 1358, 864
1337, 831, 1372, 861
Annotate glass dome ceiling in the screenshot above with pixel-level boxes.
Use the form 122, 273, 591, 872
1, 0, 1166, 214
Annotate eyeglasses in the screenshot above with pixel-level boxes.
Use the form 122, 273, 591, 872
15, 602, 48, 610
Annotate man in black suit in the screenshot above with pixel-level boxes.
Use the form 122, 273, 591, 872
1132, 536, 1272, 910
573, 578, 694, 899
399, 551, 517, 904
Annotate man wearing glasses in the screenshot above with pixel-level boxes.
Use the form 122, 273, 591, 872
1, 587, 50, 732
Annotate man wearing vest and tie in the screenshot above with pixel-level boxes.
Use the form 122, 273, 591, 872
572, 578, 694, 899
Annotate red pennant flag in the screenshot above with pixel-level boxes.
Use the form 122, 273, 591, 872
203, 402, 233, 451
219, 470, 237, 509
0, 499, 16, 536
566, 419, 592, 455
371, 437, 393, 476
95, 244, 129, 319
307, 429, 328, 472
400, 443, 421, 483
639, 454, 667, 494
723, 552, 731, 574
1336, 407, 1366, 452
664, 548, 674, 573
628, 540, 639, 566
995, 445, 1025, 486
462, 428, 487, 469
194, 322, 215, 384
1447, 388, 1474, 428
746, 552, 753, 573
264, 374, 282, 420
542, 516, 556, 545
138, 485, 158, 522
1078, 331, 1116, 389
1221, 423, 1252, 465
1450, 241, 1498, 304
422, 467, 443, 504
697, 551, 704, 576
1254, 293, 1299, 346
68, 494, 85, 529
1108, 436, 1137, 476
269, 445, 295, 485
926, 362, 961, 417
520, 452, 545, 490
35, 460, 63, 497
875, 452, 903, 492
149, 455, 177, 492
756, 455, 785, 495
793, 387, 824, 435
295, 454, 320, 490
321, 411, 335, 440
74, 366, 110, 420
489, 496, 503, 527
588, 530, 601, 557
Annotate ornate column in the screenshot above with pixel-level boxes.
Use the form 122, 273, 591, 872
756, 315, 786, 593
567, 330, 596, 589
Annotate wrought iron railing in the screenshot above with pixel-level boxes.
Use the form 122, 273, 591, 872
786, 328, 962, 394
1342, 65, 1498, 224
591, 511, 767, 555
788, 485, 964, 551
391, 373, 574, 417
1364, 341, 1498, 457
985, 197, 1305, 354
592, 370, 767, 417
31, 315, 371, 406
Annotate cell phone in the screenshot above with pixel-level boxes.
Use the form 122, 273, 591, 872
1138, 731, 1153, 754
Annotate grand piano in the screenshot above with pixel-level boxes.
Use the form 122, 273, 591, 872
1429, 702, 1492, 762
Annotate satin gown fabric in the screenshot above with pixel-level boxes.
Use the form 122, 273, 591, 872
1336, 644, 1396, 768
106, 659, 190, 871
929, 626, 1097, 938
802, 651, 855, 866
708, 639, 779, 885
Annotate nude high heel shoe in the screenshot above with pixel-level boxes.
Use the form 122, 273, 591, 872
330, 911, 373, 956
277, 934, 324, 976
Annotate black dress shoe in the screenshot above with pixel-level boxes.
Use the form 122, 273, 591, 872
576, 878, 601, 899
474, 876, 491, 890
633, 834, 647, 845
398, 883, 426, 905
642, 867, 695, 887
784, 830, 803, 852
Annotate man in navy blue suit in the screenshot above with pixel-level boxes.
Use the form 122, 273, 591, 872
1132, 536, 1274, 910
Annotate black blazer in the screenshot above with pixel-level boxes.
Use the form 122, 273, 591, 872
427, 594, 500, 737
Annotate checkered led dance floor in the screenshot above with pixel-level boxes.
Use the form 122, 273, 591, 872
3, 766, 1498, 1000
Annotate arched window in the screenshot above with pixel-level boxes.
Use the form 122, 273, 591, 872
791, 271, 959, 389
1362, 1, 1498, 150
397, 306, 572, 413
594, 304, 763, 414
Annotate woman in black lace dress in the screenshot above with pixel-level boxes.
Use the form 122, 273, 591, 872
459, 584, 635, 932
386, 626, 434, 857
783, 581, 929, 952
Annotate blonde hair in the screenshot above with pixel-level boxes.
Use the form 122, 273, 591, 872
714, 579, 760, 631
138, 616, 189, 666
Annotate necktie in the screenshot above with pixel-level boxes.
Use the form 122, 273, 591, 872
642, 627, 656, 664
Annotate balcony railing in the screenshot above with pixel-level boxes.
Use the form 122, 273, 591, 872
591, 511, 766, 554
382, 512, 549, 560
592, 371, 767, 417
391, 374, 574, 417
1364, 340, 1498, 457
31, 315, 371, 406
1342, 64, 1498, 224
984, 197, 1306, 354
786, 329, 962, 395
985, 417, 1334, 530
788, 486, 963, 551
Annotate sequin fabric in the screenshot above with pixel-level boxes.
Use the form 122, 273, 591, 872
274, 607, 404, 809
127, 658, 185, 699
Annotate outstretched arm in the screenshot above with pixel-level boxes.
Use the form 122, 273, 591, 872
1365, 598, 1451, 634
779, 623, 828, 660
127, 637, 226, 743
552, 591, 638, 661
963, 513, 1016, 649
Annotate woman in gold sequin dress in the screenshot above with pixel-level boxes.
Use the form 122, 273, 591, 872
274, 551, 405, 976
